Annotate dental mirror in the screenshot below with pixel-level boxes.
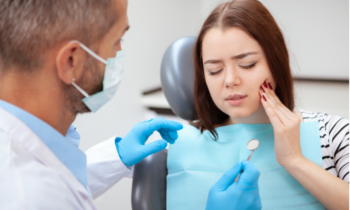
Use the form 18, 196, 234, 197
246, 139, 259, 161
235, 139, 260, 182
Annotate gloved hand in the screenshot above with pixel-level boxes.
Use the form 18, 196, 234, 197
115, 117, 183, 167
206, 160, 261, 210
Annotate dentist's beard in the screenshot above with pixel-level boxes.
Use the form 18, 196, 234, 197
64, 56, 103, 115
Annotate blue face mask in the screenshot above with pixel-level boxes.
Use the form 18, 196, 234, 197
70, 41, 125, 112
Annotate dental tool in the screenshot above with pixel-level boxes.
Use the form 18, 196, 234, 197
235, 139, 260, 182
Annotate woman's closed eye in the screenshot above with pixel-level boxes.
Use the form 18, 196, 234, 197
239, 62, 257, 69
209, 69, 223, 75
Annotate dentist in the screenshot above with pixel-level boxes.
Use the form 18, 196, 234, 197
0, 0, 261, 209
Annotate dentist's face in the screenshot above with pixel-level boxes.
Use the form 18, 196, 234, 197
65, 0, 129, 114
202, 27, 275, 119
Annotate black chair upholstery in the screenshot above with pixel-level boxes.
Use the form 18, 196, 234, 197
132, 149, 168, 210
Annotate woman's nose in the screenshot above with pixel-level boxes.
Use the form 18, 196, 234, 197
224, 67, 241, 88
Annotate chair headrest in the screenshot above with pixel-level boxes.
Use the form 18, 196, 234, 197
160, 36, 197, 121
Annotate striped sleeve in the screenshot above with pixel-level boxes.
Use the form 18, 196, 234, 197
301, 110, 349, 183
325, 115, 349, 183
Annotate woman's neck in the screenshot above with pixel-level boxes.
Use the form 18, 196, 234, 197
215, 107, 303, 128
227, 107, 271, 125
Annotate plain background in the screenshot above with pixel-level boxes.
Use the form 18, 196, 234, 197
73, 0, 349, 209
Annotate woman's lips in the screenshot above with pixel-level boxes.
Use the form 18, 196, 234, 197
225, 95, 247, 106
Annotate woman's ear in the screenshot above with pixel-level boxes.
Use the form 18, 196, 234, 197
55, 42, 85, 85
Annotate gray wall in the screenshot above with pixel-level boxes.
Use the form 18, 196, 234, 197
262, 0, 349, 80
73, 1, 349, 209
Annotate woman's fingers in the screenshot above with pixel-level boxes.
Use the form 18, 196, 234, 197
261, 96, 288, 126
263, 82, 292, 119
264, 82, 296, 119
260, 89, 284, 126
259, 82, 303, 168
261, 81, 297, 122
260, 85, 289, 125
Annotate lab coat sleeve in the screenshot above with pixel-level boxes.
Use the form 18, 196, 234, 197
85, 136, 134, 199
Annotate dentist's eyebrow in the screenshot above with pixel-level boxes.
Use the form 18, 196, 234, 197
115, 26, 130, 45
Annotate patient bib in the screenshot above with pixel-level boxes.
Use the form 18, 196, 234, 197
167, 122, 324, 210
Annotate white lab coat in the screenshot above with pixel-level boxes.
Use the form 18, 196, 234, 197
0, 107, 133, 210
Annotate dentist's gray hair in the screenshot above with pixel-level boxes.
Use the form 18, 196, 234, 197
0, 0, 118, 72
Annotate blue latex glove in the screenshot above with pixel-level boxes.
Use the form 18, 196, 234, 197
115, 118, 183, 167
206, 160, 261, 210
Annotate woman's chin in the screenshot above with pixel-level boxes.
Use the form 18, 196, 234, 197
226, 110, 253, 119
224, 106, 261, 119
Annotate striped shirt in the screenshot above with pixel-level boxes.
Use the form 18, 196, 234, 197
300, 110, 349, 183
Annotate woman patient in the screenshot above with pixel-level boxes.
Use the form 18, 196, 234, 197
167, 0, 349, 209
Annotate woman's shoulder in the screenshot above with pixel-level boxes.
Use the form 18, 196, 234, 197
179, 123, 201, 134
174, 123, 202, 142
299, 110, 329, 122
168, 123, 204, 154
299, 110, 349, 139
299, 110, 349, 182
299, 110, 349, 126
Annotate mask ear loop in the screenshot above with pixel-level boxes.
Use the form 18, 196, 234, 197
69, 40, 107, 65
68, 40, 107, 98
71, 78, 90, 98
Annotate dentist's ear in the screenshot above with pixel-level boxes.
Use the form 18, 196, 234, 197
56, 42, 86, 85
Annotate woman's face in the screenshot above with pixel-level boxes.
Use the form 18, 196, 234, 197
202, 27, 275, 119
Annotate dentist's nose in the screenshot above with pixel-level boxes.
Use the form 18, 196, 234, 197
225, 67, 241, 88
116, 41, 122, 51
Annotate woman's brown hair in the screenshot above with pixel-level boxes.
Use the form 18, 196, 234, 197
193, 0, 294, 140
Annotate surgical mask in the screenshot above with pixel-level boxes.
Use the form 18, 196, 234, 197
70, 40, 125, 113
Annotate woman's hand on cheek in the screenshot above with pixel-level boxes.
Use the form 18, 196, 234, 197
259, 81, 304, 168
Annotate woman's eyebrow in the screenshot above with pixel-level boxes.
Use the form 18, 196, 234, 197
203, 51, 259, 65
203, 59, 223, 65
231, 51, 258, 59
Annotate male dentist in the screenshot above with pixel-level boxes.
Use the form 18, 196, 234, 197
0, 0, 261, 209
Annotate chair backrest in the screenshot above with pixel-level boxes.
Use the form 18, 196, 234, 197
132, 36, 197, 210
160, 36, 197, 121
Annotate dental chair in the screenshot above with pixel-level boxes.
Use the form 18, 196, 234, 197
131, 36, 197, 210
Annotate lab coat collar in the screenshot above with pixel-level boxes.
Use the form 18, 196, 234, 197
66, 124, 81, 147
0, 100, 88, 189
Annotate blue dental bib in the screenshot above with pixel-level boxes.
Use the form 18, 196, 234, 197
167, 122, 324, 210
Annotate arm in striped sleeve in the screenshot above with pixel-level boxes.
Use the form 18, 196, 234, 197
326, 115, 349, 183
